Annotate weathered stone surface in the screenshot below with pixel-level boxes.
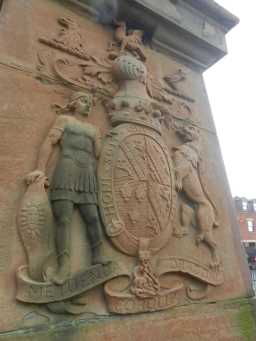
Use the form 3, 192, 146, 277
1, 299, 256, 341
0, 0, 252, 339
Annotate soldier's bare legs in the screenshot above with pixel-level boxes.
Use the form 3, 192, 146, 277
51, 200, 74, 285
79, 204, 108, 265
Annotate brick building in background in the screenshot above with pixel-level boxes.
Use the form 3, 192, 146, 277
234, 197, 256, 266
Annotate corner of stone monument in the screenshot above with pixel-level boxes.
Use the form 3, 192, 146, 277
0, 0, 254, 340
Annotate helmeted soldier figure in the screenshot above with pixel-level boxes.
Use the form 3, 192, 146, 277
26, 92, 107, 284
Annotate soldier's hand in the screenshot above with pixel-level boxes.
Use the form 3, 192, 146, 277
25, 170, 46, 185
175, 178, 183, 192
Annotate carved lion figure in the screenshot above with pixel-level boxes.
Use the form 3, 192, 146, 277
173, 122, 220, 268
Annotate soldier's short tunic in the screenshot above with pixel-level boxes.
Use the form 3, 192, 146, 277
50, 120, 98, 204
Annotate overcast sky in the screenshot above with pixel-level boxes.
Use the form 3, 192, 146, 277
204, 1, 256, 199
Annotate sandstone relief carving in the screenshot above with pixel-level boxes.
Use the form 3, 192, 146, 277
39, 17, 90, 60
164, 69, 187, 92
98, 55, 186, 314
37, 16, 115, 97
130, 243, 161, 298
16, 92, 119, 314
172, 121, 220, 268
108, 21, 146, 61
163, 69, 195, 103
36, 17, 194, 115
99, 55, 175, 253
99, 54, 223, 314
26, 92, 109, 284
53, 56, 115, 96
18, 175, 54, 282
16, 17, 224, 316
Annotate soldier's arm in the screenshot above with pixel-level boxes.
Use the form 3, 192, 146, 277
26, 115, 67, 184
94, 128, 102, 159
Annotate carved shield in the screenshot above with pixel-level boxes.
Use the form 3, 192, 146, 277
98, 123, 175, 256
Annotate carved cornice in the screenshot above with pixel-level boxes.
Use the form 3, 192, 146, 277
57, 0, 238, 70
116, 0, 238, 70
184, 0, 239, 31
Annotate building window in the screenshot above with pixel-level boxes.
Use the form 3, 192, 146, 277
249, 242, 256, 247
247, 219, 254, 232
242, 200, 248, 211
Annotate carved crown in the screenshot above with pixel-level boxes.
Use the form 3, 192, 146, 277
107, 101, 163, 134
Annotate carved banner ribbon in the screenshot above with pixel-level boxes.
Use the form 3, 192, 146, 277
104, 277, 183, 314
103, 256, 223, 314
157, 257, 224, 286
16, 262, 120, 304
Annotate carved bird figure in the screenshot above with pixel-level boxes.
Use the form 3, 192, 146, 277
164, 69, 187, 91
111, 21, 146, 61
18, 177, 56, 281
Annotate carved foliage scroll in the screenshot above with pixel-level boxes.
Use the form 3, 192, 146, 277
36, 17, 194, 119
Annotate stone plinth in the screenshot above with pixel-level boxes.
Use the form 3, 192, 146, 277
0, 0, 253, 340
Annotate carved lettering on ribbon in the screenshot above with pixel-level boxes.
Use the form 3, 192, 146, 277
16, 262, 120, 304
105, 279, 183, 314
157, 257, 224, 286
